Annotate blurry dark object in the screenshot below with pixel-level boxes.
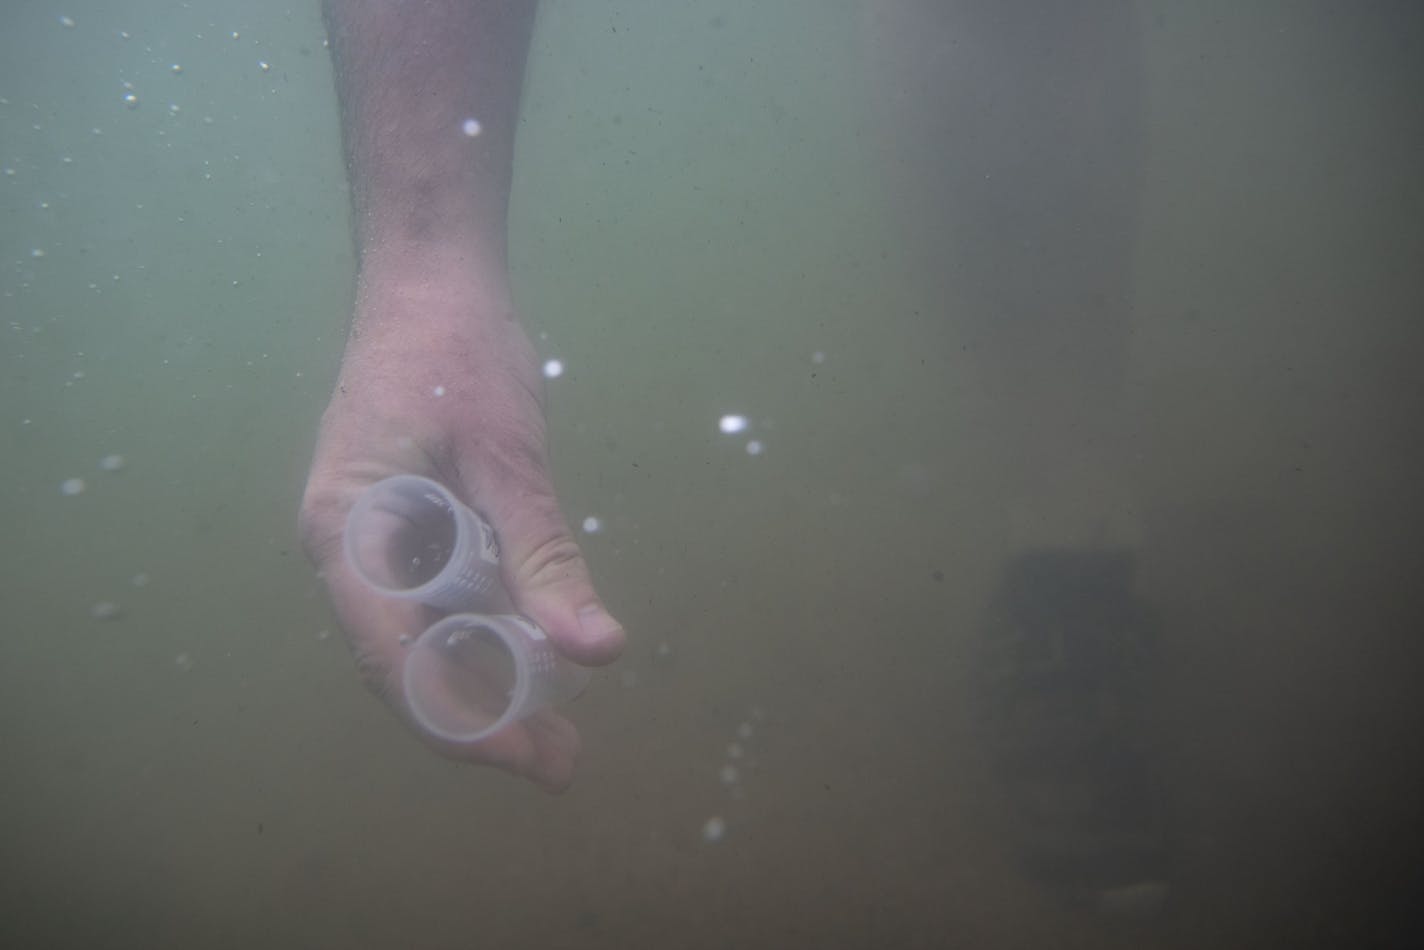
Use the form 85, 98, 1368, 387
975, 549, 1169, 915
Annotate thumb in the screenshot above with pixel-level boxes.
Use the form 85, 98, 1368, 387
482, 489, 625, 667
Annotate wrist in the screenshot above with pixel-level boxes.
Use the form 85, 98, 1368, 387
352, 237, 516, 337
333, 239, 539, 413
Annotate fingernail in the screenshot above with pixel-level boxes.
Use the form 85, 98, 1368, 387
577, 604, 622, 644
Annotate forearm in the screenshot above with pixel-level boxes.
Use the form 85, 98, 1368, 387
323, 0, 537, 290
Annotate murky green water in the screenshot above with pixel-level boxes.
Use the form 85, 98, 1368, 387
3, 2, 1421, 947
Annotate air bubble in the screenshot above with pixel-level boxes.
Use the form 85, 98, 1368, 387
719, 414, 748, 435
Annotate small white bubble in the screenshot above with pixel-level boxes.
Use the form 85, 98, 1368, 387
258, 61, 270, 72
719, 764, 740, 785
582, 515, 602, 534
30, 248, 45, 259
59, 477, 85, 496
432, 385, 446, 397
811, 350, 826, 365
719, 414, 748, 435
542, 358, 564, 379
123, 93, 139, 109
130, 573, 150, 588
170, 63, 182, 74
119, 30, 130, 40
98, 453, 125, 472
230, 31, 240, 40
59, 15, 76, 28
316, 628, 331, 641
745, 439, 764, 456
168, 103, 180, 114
90, 600, 121, 621
702, 816, 726, 843
461, 118, 482, 137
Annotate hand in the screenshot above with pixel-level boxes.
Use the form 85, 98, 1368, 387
299, 262, 625, 792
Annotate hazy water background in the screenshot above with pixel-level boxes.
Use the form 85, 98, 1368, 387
2, 1, 1422, 947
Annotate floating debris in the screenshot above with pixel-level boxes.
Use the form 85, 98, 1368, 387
90, 600, 121, 621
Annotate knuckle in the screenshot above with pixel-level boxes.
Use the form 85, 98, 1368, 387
352, 646, 394, 702
297, 482, 348, 568
517, 528, 589, 589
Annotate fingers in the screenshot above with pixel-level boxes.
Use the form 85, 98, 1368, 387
479, 487, 626, 667
450, 428, 624, 665
318, 552, 582, 792
436, 710, 582, 794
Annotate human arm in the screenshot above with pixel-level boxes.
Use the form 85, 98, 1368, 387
299, 0, 625, 792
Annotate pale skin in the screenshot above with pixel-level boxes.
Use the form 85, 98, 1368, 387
300, 0, 623, 792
